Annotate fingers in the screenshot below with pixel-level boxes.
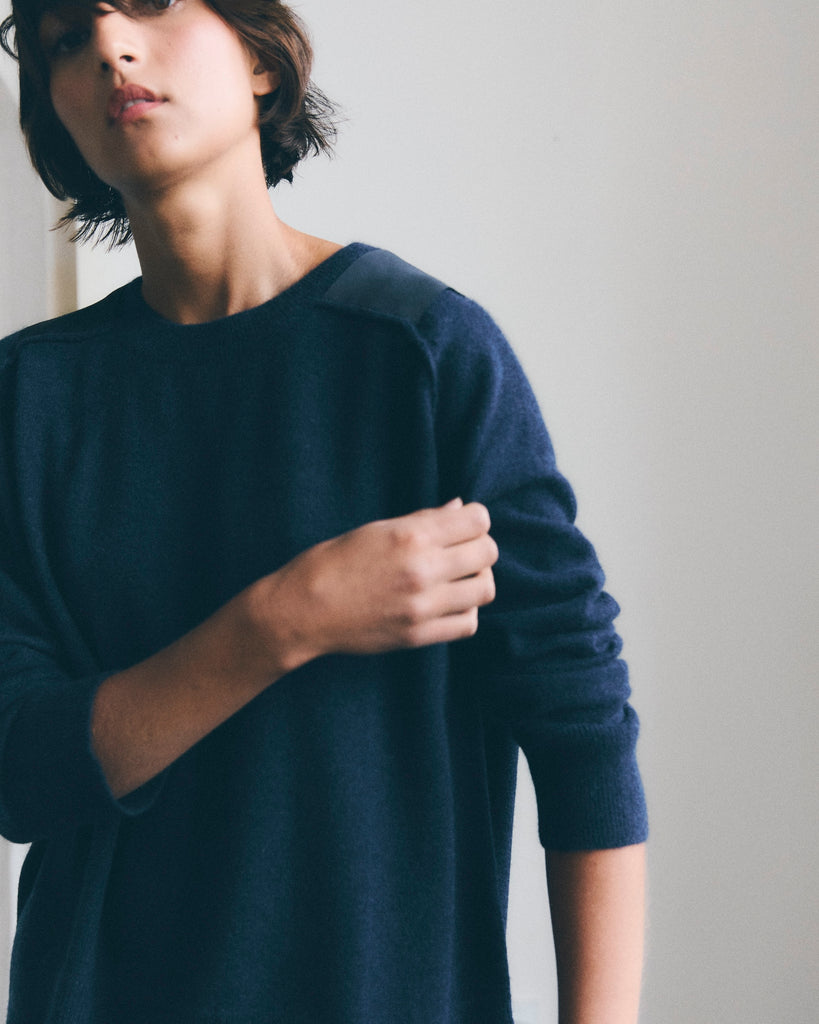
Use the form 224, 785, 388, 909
441, 533, 498, 583
389, 501, 496, 590
411, 499, 492, 547
407, 608, 481, 647
384, 504, 496, 596
443, 566, 496, 613
403, 566, 495, 646
301, 501, 498, 657
399, 566, 496, 646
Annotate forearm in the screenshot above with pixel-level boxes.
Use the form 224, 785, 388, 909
546, 843, 646, 1024
91, 580, 296, 800
92, 500, 496, 800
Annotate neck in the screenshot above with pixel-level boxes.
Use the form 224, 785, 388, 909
124, 163, 339, 324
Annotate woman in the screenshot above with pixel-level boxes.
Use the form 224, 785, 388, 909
0, 1, 647, 1021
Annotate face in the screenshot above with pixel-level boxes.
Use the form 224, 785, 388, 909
39, 0, 278, 198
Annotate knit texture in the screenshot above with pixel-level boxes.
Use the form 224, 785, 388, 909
0, 243, 647, 1023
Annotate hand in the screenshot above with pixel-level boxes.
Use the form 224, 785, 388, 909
256, 499, 498, 670
91, 500, 496, 798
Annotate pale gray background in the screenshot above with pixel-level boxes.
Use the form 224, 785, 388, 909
2, 2, 818, 1021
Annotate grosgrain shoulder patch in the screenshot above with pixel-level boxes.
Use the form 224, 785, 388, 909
322, 249, 450, 326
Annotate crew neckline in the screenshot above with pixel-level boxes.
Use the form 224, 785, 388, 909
121, 242, 371, 330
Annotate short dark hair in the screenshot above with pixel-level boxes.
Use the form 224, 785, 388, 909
0, 0, 338, 245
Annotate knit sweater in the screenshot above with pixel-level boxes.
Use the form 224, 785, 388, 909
0, 243, 647, 1023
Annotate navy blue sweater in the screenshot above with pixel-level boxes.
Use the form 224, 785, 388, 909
0, 244, 646, 1023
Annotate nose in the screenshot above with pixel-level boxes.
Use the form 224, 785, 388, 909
90, 8, 140, 73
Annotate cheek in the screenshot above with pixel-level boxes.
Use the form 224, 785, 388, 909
177, 23, 258, 104
48, 75, 108, 177
49, 76, 88, 140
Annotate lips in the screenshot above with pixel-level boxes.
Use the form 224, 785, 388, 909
107, 84, 163, 124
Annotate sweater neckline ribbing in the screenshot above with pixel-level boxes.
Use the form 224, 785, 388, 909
119, 242, 370, 332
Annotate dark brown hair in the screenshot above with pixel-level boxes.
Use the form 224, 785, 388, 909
0, 0, 338, 245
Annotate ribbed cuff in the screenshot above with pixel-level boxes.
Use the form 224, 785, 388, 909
519, 707, 648, 851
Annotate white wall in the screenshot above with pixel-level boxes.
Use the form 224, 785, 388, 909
4, 1, 818, 1021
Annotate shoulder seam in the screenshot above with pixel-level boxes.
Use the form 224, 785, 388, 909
318, 248, 454, 328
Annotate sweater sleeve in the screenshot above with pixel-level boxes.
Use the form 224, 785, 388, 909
0, 510, 162, 844
0, 564, 166, 842
429, 292, 648, 851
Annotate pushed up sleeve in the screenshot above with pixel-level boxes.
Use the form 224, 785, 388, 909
0, 535, 162, 844
430, 293, 648, 851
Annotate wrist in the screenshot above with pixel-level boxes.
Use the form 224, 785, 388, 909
243, 566, 322, 678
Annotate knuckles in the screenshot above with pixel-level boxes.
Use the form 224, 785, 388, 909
401, 623, 430, 649
387, 525, 437, 594
396, 560, 432, 595
400, 591, 432, 628
386, 519, 429, 549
